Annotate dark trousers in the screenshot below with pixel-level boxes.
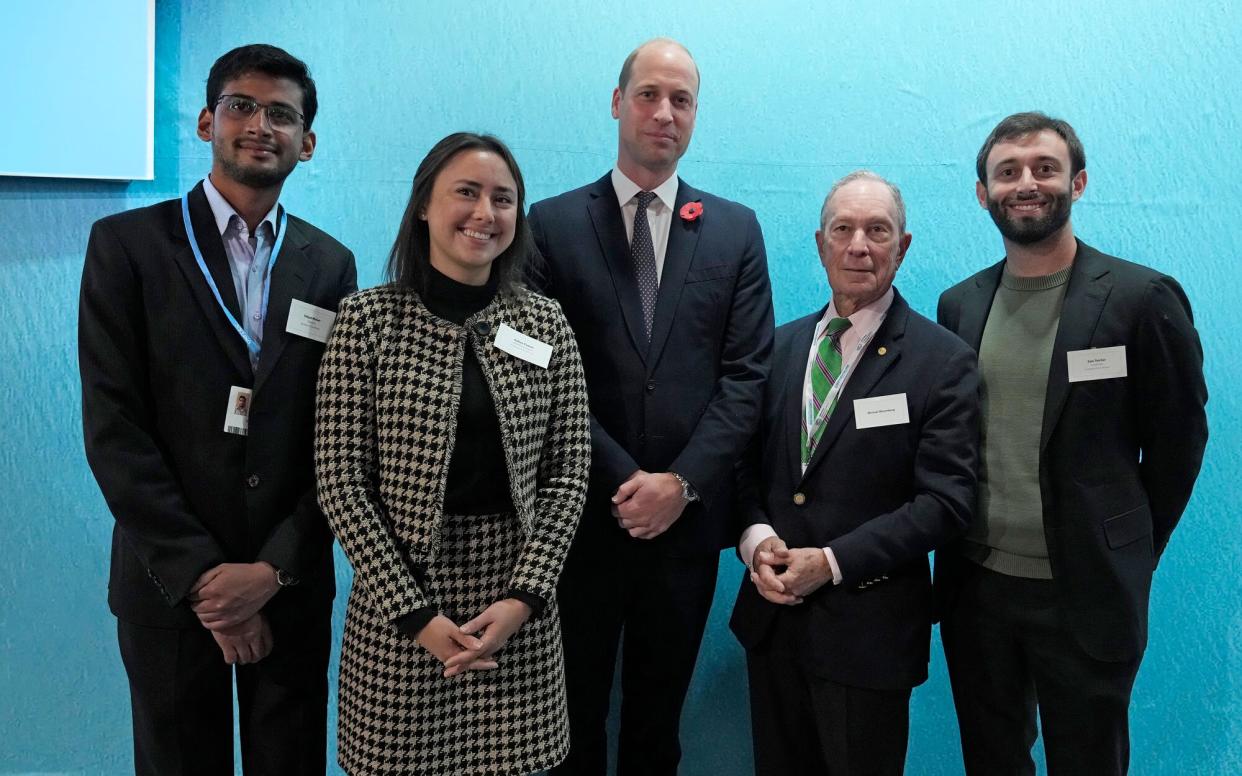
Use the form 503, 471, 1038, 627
941, 564, 1141, 776
117, 616, 330, 776
551, 525, 719, 776
746, 610, 911, 776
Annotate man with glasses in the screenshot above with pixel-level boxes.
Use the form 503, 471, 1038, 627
79, 44, 356, 775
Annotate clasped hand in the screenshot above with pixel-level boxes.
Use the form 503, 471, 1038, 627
189, 562, 280, 631
611, 470, 687, 539
211, 613, 273, 665
750, 537, 833, 605
417, 598, 533, 678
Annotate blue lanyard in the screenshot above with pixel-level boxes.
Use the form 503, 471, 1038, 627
181, 192, 287, 358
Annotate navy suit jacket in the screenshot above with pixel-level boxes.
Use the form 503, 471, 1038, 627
528, 173, 774, 555
79, 181, 357, 630
730, 290, 979, 690
936, 241, 1208, 662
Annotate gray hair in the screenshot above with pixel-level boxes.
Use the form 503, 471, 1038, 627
819, 170, 907, 235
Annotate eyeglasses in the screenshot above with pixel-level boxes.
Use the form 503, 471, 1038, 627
215, 94, 305, 130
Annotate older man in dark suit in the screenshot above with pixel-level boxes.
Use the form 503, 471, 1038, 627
79, 44, 355, 775
730, 171, 980, 776
528, 37, 775, 776
937, 111, 1208, 776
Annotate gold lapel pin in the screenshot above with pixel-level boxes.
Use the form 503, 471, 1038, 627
878, 346, 888, 356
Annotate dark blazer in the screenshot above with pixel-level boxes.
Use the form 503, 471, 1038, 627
79, 181, 357, 631
729, 290, 979, 690
936, 240, 1207, 662
528, 173, 774, 555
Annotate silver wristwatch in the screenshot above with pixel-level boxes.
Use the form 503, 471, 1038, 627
671, 472, 699, 502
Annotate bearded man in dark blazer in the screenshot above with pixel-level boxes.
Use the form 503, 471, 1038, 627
528, 37, 775, 776
937, 111, 1208, 776
730, 171, 980, 776
79, 44, 356, 775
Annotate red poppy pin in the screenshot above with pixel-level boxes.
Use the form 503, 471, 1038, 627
679, 201, 704, 222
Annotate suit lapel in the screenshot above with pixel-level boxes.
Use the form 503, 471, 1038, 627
254, 213, 317, 394
586, 176, 649, 362
647, 179, 702, 367
956, 261, 1004, 350
802, 292, 909, 481
169, 182, 252, 380
782, 310, 823, 486
1040, 242, 1112, 450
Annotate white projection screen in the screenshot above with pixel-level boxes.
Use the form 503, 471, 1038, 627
0, 1, 154, 180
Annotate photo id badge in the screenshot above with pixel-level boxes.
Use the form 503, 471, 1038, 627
224, 386, 252, 436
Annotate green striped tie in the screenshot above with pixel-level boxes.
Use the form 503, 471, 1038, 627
801, 317, 852, 466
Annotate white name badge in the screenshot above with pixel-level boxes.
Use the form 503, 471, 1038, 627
224, 386, 252, 436
854, 393, 910, 430
493, 323, 552, 368
1067, 345, 1127, 383
285, 299, 337, 343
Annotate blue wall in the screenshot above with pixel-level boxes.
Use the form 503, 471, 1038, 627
2, 1, 1238, 773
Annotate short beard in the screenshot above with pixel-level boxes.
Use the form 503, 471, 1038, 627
217, 155, 294, 189
987, 188, 1072, 245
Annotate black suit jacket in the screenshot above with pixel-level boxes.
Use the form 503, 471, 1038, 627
729, 291, 979, 691
528, 174, 774, 555
936, 240, 1207, 662
79, 182, 357, 630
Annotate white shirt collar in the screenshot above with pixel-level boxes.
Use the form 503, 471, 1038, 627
611, 166, 680, 211
202, 176, 280, 237
822, 286, 895, 332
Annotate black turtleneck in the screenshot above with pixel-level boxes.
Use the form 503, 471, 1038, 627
422, 266, 514, 516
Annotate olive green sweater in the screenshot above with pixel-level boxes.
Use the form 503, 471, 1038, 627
964, 264, 1071, 579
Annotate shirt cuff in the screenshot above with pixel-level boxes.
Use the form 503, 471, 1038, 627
822, 547, 843, 585
739, 524, 779, 570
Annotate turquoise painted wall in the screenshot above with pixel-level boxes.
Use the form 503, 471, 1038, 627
1, 1, 1238, 773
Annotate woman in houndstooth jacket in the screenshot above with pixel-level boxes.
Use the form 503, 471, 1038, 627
315, 133, 591, 775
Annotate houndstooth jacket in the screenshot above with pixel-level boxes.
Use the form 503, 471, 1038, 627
314, 283, 590, 622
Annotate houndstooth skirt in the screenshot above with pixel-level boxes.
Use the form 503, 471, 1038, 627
337, 511, 569, 775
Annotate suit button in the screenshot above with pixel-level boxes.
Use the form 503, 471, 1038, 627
247, 474, 261, 489
473, 321, 492, 337
792, 492, 806, 506
645, 380, 656, 393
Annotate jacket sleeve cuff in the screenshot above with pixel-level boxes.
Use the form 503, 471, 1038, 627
395, 606, 438, 638
507, 589, 547, 617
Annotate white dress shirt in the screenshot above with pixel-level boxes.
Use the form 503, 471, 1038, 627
610, 166, 679, 283
739, 287, 895, 586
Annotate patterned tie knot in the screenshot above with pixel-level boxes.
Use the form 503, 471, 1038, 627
636, 191, 656, 209
825, 316, 852, 345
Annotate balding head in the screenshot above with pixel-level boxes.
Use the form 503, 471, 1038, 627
618, 38, 700, 95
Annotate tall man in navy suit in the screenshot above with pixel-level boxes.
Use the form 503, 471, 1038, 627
79, 45, 356, 775
937, 112, 1208, 775
730, 171, 980, 776
528, 37, 775, 776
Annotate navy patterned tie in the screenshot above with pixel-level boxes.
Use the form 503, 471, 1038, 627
631, 191, 658, 340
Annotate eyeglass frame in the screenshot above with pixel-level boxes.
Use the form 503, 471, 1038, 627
214, 94, 306, 130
